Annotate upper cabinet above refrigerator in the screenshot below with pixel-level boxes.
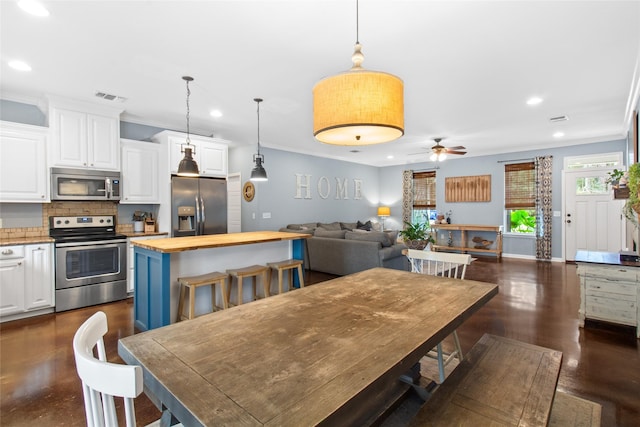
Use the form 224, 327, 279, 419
152, 130, 229, 178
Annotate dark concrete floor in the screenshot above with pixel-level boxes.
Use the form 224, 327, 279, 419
1, 258, 638, 426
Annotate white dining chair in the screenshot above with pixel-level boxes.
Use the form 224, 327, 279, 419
404, 249, 473, 383
73, 311, 144, 427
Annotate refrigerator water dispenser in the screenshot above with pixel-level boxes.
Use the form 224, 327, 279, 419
177, 206, 195, 231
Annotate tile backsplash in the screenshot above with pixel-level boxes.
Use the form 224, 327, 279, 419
0, 202, 118, 240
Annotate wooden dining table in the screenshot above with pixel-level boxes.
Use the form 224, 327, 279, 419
118, 267, 498, 426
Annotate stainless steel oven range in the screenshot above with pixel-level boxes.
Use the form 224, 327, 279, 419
50, 215, 127, 312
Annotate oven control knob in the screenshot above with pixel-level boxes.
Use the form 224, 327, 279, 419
56, 220, 61, 225
64, 220, 70, 224
100, 219, 104, 223
106, 219, 111, 223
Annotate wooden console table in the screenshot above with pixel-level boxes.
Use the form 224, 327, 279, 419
431, 224, 503, 259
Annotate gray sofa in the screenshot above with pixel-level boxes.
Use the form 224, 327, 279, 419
279, 221, 409, 276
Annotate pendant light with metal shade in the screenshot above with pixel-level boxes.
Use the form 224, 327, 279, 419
250, 98, 268, 182
177, 76, 200, 177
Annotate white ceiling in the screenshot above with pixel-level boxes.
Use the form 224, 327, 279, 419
2, 0, 639, 167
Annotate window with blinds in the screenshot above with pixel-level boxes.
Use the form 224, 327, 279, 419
413, 171, 436, 209
504, 162, 536, 233
504, 162, 535, 208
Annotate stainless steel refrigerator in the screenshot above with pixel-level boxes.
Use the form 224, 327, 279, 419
171, 176, 227, 237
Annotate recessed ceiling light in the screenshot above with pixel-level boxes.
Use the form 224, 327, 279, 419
8, 60, 32, 71
210, 110, 223, 118
553, 132, 565, 138
18, 0, 49, 17
526, 97, 543, 106
387, 155, 394, 159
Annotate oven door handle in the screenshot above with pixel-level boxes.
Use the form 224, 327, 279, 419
55, 239, 127, 248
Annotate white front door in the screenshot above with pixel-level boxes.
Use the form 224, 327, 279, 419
564, 169, 625, 260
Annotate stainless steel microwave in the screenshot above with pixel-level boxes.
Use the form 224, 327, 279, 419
51, 167, 121, 201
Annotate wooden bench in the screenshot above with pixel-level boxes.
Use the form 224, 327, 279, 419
409, 334, 562, 426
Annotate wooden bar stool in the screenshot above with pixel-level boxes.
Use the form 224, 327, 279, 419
267, 259, 305, 294
176, 271, 228, 322
226, 265, 271, 306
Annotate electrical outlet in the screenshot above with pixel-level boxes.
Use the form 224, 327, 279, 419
0, 218, 3, 228
252, 213, 256, 219
262, 212, 271, 219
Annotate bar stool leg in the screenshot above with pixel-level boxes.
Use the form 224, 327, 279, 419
296, 264, 305, 288
238, 276, 244, 306
220, 278, 229, 309
264, 269, 270, 297
210, 283, 217, 312
177, 283, 186, 322
251, 275, 257, 300
188, 285, 196, 320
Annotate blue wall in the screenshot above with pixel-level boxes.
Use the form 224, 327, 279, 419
229, 145, 381, 231
1, 98, 633, 259
379, 139, 627, 259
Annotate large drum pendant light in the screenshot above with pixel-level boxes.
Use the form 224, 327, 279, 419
177, 76, 200, 177
313, 1, 404, 146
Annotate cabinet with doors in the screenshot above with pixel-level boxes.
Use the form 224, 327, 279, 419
0, 121, 49, 202
0, 243, 54, 320
49, 97, 122, 171
576, 254, 639, 338
152, 130, 228, 177
120, 139, 164, 204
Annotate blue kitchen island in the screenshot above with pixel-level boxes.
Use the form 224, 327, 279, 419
131, 231, 310, 331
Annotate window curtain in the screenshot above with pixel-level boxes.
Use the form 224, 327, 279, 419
402, 170, 413, 226
535, 156, 553, 260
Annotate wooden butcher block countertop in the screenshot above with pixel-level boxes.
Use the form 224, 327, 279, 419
130, 230, 311, 253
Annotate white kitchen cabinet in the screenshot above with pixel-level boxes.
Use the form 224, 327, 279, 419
49, 97, 122, 171
121, 139, 163, 204
24, 244, 54, 310
0, 121, 49, 202
153, 130, 228, 177
0, 246, 26, 316
0, 243, 54, 320
577, 263, 639, 338
127, 235, 166, 292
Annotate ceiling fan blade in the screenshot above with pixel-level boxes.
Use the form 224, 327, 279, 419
447, 146, 466, 150
409, 152, 427, 156
447, 150, 467, 155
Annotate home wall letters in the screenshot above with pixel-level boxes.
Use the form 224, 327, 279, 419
295, 174, 363, 200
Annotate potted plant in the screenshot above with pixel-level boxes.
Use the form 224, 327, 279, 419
399, 221, 435, 250
623, 163, 640, 223
606, 168, 625, 189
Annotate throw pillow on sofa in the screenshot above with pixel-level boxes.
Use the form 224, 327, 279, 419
356, 220, 373, 231
345, 230, 392, 247
318, 221, 342, 231
314, 228, 347, 239
341, 222, 357, 230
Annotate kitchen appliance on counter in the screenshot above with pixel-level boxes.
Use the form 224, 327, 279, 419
50, 215, 127, 312
51, 167, 121, 201
171, 176, 227, 237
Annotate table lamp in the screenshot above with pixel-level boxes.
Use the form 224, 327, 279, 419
377, 206, 391, 230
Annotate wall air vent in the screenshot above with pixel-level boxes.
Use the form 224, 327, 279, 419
549, 115, 569, 122
350, 150, 361, 153
94, 91, 127, 102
